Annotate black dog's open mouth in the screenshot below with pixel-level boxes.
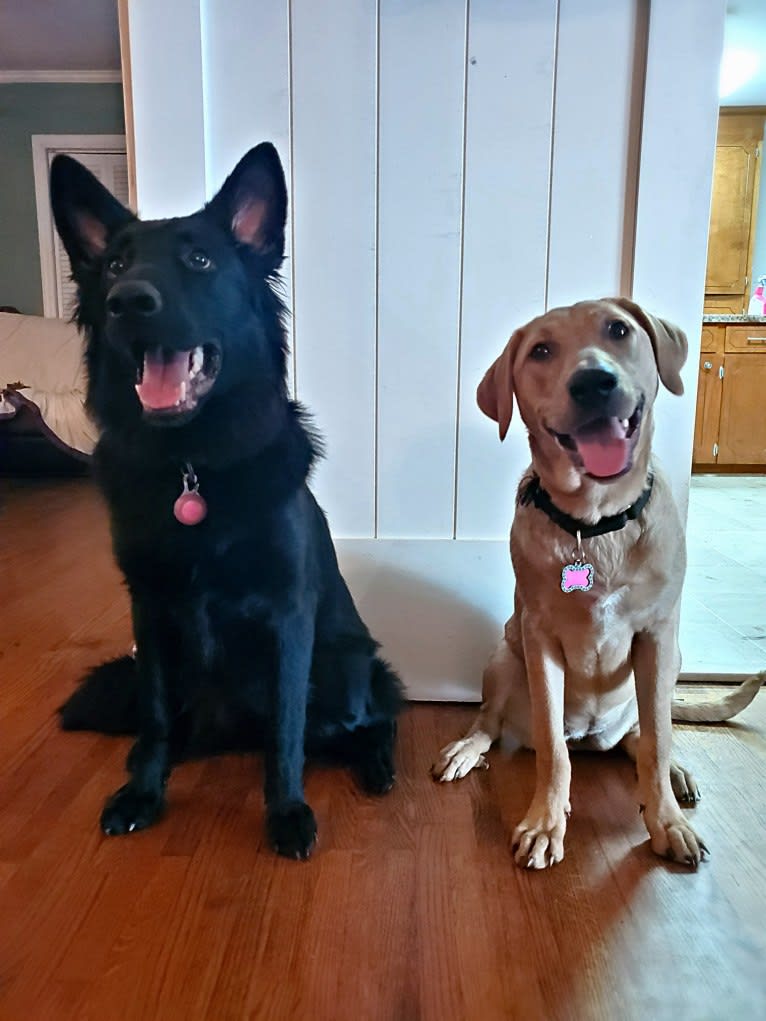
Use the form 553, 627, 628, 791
549, 396, 645, 480
134, 344, 221, 418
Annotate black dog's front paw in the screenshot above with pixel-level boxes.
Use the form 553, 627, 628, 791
100, 784, 165, 835
267, 801, 317, 860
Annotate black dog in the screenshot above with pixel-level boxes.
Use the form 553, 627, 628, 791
50, 143, 403, 859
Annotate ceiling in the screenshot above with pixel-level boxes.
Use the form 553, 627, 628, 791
0, 1, 764, 104
0, 0, 120, 74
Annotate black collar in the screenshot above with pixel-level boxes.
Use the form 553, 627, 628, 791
519, 473, 654, 539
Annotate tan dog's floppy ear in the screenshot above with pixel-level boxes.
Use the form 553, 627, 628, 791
608, 297, 688, 396
476, 331, 520, 441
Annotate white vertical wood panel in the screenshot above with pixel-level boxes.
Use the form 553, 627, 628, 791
337, 538, 513, 701
127, 0, 206, 218
200, 0, 294, 393
200, 0, 290, 201
546, 0, 637, 307
455, 0, 558, 540
121, 2, 733, 697
633, 0, 726, 521
289, 0, 377, 538
376, 0, 467, 538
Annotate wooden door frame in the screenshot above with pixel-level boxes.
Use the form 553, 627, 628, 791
117, 0, 138, 211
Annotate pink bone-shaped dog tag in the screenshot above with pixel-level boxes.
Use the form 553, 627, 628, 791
561, 562, 594, 593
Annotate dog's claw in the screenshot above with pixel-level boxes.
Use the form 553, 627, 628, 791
267, 801, 317, 860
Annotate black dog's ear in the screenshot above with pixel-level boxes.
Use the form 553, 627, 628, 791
50, 155, 135, 272
208, 143, 287, 271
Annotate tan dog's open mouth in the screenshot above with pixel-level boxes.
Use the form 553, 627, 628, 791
549, 395, 645, 480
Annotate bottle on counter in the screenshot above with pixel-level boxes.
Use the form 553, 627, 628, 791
748, 275, 766, 316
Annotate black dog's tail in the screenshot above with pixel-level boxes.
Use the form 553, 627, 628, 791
59, 656, 139, 734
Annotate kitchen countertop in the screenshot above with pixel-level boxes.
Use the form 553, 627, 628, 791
703, 314, 766, 323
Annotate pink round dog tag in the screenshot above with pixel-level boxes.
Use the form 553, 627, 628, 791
174, 489, 207, 526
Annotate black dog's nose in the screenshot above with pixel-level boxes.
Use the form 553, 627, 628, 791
568, 368, 618, 407
106, 281, 163, 319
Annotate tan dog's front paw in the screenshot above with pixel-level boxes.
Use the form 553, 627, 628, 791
646, 810, 709, 867
431, 736, 491, 782
511, 802, 570, 869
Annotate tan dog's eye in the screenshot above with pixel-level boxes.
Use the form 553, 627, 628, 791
607, 319, 629, 340
529, 342, 551, 361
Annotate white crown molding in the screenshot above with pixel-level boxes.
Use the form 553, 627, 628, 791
0, 69, 122, 84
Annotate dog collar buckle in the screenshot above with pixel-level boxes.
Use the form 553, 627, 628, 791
561, 529, 594, 594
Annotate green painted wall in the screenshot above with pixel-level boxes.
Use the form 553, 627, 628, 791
0, 83, 124, 315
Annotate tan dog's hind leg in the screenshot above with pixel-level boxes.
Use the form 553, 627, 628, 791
511, 626, 571, 869
431, 639, 515, 782
632, 630, 709, 866
621, 728, 700, 804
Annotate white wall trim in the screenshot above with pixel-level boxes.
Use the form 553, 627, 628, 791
632, 0, 726, 521
32, 134, 126, 318
0, 70, 122, 84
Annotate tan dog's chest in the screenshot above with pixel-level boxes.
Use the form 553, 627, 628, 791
511, 510, 683, 698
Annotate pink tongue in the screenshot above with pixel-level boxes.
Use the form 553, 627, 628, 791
135, 348, 191, 410
574, 418, 629, 478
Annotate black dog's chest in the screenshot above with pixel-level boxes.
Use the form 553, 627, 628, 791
105, 468, 294, 603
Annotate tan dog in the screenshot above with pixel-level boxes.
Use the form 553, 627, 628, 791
433, 298, 763, 870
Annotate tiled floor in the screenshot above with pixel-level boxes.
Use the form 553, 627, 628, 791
682, 475, 766, 677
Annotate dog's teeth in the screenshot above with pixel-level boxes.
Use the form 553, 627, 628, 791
620, 418, 629, 429
179, 381, 187, 403
190, 346, 204, 377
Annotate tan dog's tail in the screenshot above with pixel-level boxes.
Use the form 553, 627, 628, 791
671, 672, 764, 723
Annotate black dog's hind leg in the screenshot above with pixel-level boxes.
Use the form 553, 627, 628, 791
101, 605, 174, 835
346, 719, 398, 795
344, 658, 404, 795
264, 609, 317, 859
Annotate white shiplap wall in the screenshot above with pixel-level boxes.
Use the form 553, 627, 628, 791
123, 0, 725, 698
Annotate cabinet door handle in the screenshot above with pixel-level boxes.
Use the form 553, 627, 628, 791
703, 360, 713, 370
746, 336, 766, 344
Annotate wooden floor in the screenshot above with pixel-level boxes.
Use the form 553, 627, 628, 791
1, 478, 765, 1021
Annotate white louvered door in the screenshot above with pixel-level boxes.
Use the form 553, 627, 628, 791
33, 136, 128, 319
121, 0, 725, 699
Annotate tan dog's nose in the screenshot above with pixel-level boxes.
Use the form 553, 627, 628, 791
568, 367, 618, 409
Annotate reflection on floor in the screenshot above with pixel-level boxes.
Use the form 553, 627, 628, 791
682, 475, 766, 677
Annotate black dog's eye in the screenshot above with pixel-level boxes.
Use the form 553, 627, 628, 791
529, 342, 551, 361
185, 250, 214, 271
106, 255, 126, 276
608, 319, 629, 340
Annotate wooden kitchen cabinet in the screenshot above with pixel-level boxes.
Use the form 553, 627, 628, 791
693, 350, 724, 465
692, 323, 766, 469
723, 323, 766, 352
703, 111, 764, 315
717, 353, 766, 463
